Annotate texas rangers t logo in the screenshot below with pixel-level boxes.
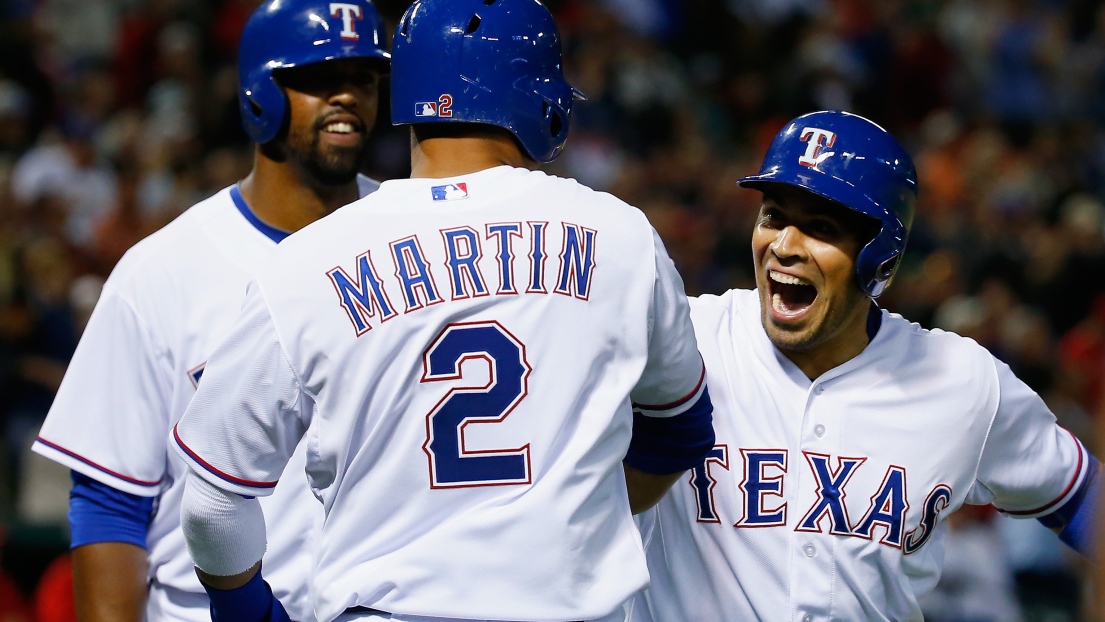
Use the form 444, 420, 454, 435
798, 127, 836, 168
330, 3, 362, 40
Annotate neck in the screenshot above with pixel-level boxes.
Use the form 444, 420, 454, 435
782, 301, 873, 381
238, 149, 361, 233
409, 130, 534, 179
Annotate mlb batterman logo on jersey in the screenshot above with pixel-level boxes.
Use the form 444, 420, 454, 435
431, 183, 468, 201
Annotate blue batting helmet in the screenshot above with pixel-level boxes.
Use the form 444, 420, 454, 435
238, 0, 390, 144
739, 110, 918, 298
390, 0, 585, 164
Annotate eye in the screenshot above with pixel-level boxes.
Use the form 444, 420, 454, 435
808, 219, 839, 237
353, 71, 378, 87
759, 207, 782, 228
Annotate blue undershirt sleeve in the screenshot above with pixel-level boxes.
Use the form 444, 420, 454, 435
1037, 457, 1100, 555
203, 563, 291, 622
68, 471, 155, 549
624, 387, 715, 475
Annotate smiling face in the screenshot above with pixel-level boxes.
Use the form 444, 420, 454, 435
752, 185, 880, 370
274, 57, 383, 186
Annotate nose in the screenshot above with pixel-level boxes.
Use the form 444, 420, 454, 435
770, 226, 808, 262
328, 82, 359, 109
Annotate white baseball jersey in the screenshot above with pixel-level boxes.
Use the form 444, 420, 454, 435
33, 177, 378, 622
171, 166, 707, 622
632, 288, 1087, 622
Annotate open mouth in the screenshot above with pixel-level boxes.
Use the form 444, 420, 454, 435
318, 116, 365, 145
322, 121, 359, 135
768, 270, 817, 318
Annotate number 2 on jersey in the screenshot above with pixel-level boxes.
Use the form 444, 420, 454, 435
422, 321, 532, 488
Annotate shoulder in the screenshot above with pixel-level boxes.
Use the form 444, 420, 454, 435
878, 312, 1000, 380
882, 312, 990, 352
356, 174, 381, 197
690, 288, 756, 311
689, 288, 757, 319
105, 188, 235, 290
541, 171, 651, 221
687, 289, 758, 336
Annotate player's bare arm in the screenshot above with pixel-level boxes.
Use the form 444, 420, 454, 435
195, 562, 259, 591
623, 465, 683, 514
72, 543, 148, 622
61, 470, 158, 622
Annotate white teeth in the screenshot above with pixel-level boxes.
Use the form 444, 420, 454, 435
772, 292, 785, 314
325, 122, 355, 133
769, 270, 810, 286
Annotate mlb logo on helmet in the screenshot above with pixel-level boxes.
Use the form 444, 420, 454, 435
798, 127, 837, 168
415, 95, 454, 118
431, 183, 468, 201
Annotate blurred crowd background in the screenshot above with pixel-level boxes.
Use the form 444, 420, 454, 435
0, 0, 1102, 619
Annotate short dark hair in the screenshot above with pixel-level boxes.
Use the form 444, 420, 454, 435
412, 122, 517, 144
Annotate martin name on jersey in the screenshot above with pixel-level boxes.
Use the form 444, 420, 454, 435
327, 203, 598, 335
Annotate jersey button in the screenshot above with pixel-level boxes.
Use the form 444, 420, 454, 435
814, 424, 826, 437
803, 545, 816, 557
803, 615, 813, 622
813, 385, 824, 395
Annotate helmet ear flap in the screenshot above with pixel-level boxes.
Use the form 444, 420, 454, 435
241, 73, 287, 145
855, 247, 901, 299
875, 255, 899, 282
543, 101, 564, 139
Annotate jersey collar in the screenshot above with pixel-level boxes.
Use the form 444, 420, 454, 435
866, 302, 882, 341
230, 184, 292, 244
749, 292, 888, 387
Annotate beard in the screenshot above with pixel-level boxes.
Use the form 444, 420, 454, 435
286, 120, 369, 186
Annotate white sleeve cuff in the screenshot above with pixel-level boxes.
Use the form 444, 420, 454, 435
180, 470, 268, 576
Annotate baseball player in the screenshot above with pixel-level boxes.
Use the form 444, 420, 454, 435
30, 1, 389, 620
630, 111, 1101, 622
169, 1, 715, 621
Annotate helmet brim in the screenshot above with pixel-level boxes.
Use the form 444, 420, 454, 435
737, 169, 901, 235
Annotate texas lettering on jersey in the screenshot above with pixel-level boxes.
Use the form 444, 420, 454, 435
327, 221, 597, 336
691, 445, 949, 554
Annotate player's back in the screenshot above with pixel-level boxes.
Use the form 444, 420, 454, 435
245, 166, 684, 620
